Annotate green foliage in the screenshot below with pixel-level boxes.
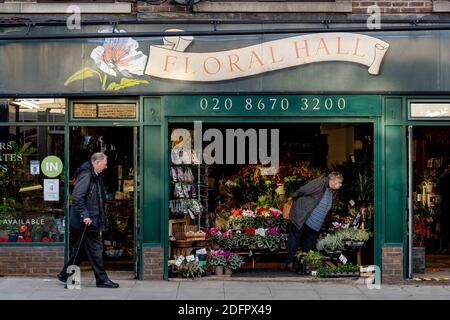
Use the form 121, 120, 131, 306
178, 261, 204, 279
297, 250, 326, 264
283, 176, 305, 197
316, 263, 360, 277
227, 253, 244, 271
316, 234, 344, 252
0, 212, 18, 233
332, 161, 373, 202
336, 228, 370, 242
209, 255, 227, 267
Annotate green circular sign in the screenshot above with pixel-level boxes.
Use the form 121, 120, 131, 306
41, 156, 63, 178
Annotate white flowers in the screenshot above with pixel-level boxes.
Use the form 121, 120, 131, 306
242, 209, 255, 218
255, 228, 266, 237
90, 37, 148, 77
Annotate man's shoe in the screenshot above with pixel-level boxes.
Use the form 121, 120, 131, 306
96, 280, 119, 288
286, 262, 296, 272
57, 273, 68, 283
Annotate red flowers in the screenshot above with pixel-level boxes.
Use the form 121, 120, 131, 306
17, 237, 32, 242
231, 209, 243, 216
41, 236, 54, 243
243, 227, 256, 235
19, 225, 27, 234
413, 216, 431, 247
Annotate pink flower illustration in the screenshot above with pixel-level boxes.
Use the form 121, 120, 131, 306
90, 37, 148, 77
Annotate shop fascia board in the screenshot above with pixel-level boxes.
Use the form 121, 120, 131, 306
434, 0, 450, 12
0, 2, 131, 14
194, 0, 352, 13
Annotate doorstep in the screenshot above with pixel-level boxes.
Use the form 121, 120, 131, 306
168, 275, 360, 284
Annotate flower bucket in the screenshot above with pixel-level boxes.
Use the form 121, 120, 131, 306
215, 266, 223, 276
224, 268, 233, 276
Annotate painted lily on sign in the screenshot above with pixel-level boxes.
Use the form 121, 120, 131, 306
65, 29, 149, 91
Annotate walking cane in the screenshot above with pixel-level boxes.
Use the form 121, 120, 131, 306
72, 224, 88, 264
66, 224, 88, 289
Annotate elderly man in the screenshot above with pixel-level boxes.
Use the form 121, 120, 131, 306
286, 171, 344, 272
58, 152, 119, 288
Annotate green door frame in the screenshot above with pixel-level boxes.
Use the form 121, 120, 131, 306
66, 98, 142, 279
162, 114, 383, 279
404, 97, 450, 278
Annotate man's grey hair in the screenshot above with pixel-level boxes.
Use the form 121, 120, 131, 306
328, 171, 344, 181
91, 152, 107, 163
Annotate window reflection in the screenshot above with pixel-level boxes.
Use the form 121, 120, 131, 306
2, 98, 66, 123
0, 123, 65, 243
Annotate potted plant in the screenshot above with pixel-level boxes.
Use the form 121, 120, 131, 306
336, 228, 370, 248
225, 252, 244, 275
316, 234, 344, 256
297, 250, 326, 275
209, 250, 227, 275
178, 260, 204, 279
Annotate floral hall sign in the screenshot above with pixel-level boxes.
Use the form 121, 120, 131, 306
65, 29, 389, 91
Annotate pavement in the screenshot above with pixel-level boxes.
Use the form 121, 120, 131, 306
0, 274, 450, 300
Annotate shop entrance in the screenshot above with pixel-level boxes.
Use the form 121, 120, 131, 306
69, 126, 139, 278
408, 126, 450, 279
168, 121, 375, 278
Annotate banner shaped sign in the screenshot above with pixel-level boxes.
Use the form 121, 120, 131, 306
145, 32, 389, 82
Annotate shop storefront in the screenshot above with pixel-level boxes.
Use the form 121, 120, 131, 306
1, 24, 450, 283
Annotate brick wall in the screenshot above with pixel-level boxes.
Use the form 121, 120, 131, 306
143, 247, 164, 280
382, 245, 403, 284
0, 246, 64, 276
353, 1, 433, 14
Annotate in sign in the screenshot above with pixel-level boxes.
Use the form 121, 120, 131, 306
41, 156, 63, 178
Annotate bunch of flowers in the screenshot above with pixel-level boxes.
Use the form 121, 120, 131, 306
226, 252, 244, 271
209, 249, 229, 267
17, 225, 32, 242
413, 215, 431, 247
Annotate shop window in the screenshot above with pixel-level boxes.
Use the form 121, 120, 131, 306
168, 122, 375, 278
1, 104, 65, 243
2, 99, 66, 123
410, 102, 450, 120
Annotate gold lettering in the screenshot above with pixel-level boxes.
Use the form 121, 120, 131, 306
353, 38, 366, 58
228, 54, 245, 72
315, 38, 330, 56
203, 57, 221, 75
294, 40, 310, 59
337, 37, 349, 55
268, 46, 284, 64
163, 55, 177, 72
249, 50, 264, 69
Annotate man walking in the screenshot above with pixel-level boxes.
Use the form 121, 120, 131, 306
286, 171, 344, 272
58, 152, 119, 288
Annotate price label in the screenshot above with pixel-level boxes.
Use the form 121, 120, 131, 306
186, 255, 195, 262
339, 254, 348, 264
175, 255, 185, 267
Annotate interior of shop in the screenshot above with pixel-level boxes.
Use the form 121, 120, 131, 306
168, 122, 375, 278
412, 126, 450, 277
69, 127, 136, 272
